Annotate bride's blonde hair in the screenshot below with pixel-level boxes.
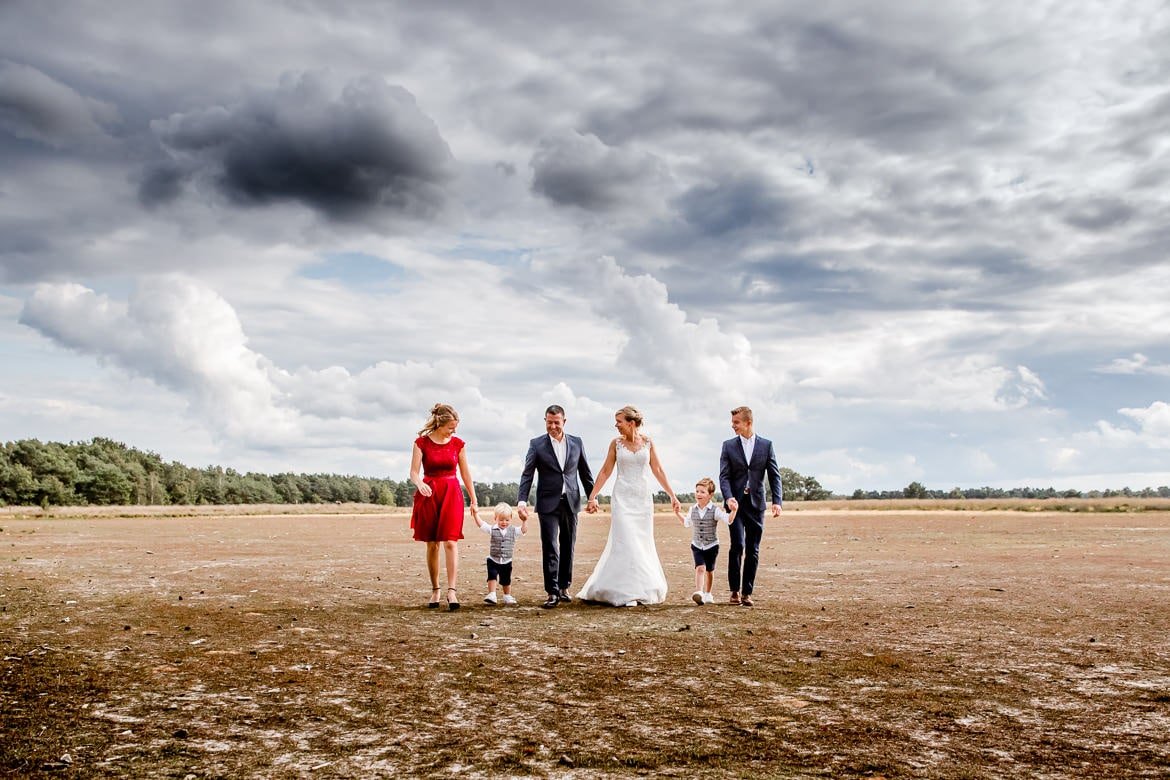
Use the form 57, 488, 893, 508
616, 405, 651, 444
616, 405, 644, 427
419, 403, 459, 436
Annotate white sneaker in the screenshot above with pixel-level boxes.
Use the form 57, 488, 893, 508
624, 600, 638, 607
691, 591, 704, 605
483, 591, 497, 605
702, 592, 714, 604
502, 594, 517, 605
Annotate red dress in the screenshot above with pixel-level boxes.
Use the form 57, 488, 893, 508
410, 435, 466, 542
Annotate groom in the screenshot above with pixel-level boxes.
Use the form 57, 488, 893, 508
719, 405, 783, 607
518, 405, 595, 609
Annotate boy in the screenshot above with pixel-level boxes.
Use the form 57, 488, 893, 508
676, 477, 736, 605
476, 502, 527, 605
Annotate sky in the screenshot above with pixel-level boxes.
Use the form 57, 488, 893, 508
2, 1, 1170, 495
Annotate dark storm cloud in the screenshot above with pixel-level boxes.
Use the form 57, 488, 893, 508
0, 60, 119, 148
530, 131, 665, 211
1062, 197, 1136, 232
0, 237, 83, 285
622, 172, 804, 262
582, 15, 1018, 156
675, 177, 792, 237
135, 161, 189, 207
0, 218, 54, 284
146, 73, 454, 222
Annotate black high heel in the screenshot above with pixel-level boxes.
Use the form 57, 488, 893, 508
447, 587, 460, 611
427, 588, 441, 608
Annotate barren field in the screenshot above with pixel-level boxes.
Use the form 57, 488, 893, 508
2, 505, 1169, 778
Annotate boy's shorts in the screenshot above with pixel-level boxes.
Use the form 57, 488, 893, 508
486, 558, 513, 586
691, 544, 719, 571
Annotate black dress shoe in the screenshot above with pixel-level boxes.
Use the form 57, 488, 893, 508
541, 594, 559, 609
557, 589, 573, 604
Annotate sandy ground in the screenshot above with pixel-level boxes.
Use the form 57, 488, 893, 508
2, 506, 1169, 778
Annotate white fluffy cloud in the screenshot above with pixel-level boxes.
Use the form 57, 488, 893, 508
1094, 401, 1170, 449
1095, 354, 1170, 377
587, 256, 774, 402
18, 276, 492, 449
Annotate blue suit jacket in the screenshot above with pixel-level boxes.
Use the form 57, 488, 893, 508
518, 434, 595, 515
719, 435, 782, 514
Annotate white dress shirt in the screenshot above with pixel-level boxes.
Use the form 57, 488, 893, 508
550, 434, 567, 470
740, 434, 756, 463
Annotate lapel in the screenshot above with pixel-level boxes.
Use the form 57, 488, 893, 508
728, 437, 749, 468
544, 434, 564, 472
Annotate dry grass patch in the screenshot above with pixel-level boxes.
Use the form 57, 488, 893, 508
3, 508, 1169, 777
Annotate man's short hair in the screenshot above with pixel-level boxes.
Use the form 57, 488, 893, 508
730, 406, 753, 421
545, 404, 566, 418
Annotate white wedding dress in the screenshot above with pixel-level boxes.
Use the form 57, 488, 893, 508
576, 438, 668, 606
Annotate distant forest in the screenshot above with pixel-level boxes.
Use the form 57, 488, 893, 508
2, 438, 1166, 508
0, 437, 828, 508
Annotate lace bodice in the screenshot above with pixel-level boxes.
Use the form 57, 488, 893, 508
614, 438, 650, 495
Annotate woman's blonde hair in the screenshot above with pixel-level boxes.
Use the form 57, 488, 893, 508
616, 405, 644, 427
419, 403, 459, 436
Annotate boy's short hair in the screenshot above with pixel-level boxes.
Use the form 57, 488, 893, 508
493, 502, 513, 519
695, 477, 716, 494
730, 406, 753, 421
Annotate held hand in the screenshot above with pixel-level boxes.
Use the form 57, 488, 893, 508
771, 503, 782, 517
517, 506, 529, 522
670, 496, 681, 513
470, 505, 480, 518
726, 497, 738, 512
586, 498, 599, 514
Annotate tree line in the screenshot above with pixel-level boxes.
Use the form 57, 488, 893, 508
10, 437, 1161, 509
0, 437, 833, 508
855, 481, 1170, 500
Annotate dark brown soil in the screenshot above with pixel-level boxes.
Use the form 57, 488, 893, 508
3, 506, 1168, 778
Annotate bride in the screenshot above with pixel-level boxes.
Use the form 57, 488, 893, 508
578, 406, 682, 606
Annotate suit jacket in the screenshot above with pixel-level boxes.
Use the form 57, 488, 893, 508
719, 435, 782, 514
518, 434, 595, 515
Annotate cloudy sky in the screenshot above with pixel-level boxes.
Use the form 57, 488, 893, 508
3, 1, 1170, 495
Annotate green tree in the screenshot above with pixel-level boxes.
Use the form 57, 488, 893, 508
801, 475, 831, 501
77, 462, 134, 505
903, 481, 928, 499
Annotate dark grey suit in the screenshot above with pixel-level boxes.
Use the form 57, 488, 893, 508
518, 434, 595, 595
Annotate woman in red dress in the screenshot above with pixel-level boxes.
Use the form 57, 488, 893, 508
410, 403, 479, 610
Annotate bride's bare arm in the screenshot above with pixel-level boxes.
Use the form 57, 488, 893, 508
585, 439, 618, 511
648, 441, 682, 512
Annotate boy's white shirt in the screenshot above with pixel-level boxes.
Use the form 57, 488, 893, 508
478, 523, 524, 537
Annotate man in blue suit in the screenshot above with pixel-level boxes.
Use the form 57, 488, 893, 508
718, 406, 782, 607
518, 405, 595, 609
